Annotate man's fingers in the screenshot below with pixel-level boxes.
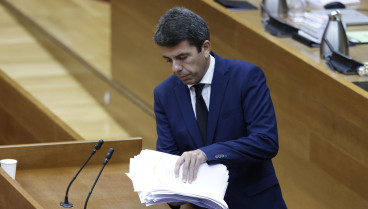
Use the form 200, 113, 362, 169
192, 157, 201, 182
175, 149, 207, 183
182, 153, 191, 182
187, 156, 197, 183
174, 156, 185, 178
189, 151, 205, 183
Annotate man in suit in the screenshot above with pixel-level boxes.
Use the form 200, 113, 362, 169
153, 7, 286, 209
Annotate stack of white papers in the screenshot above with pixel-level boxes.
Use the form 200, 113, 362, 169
298, 12, 329, 43
310, 9, 368, 26
126, 149, 229, 209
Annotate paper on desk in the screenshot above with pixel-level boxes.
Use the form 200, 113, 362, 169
126, 149, 229, 209
297, 12, 329, 43
347, 31, 368, 43
310, 9, 368, 26
307, 0, 360, 7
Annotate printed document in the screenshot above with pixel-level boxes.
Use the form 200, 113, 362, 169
126, 149, 229, 209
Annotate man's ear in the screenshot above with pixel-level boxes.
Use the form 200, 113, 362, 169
202, 40, 211, 58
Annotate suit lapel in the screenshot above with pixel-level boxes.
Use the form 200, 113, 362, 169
174, 80, 204, 148
207, 55, 229, 145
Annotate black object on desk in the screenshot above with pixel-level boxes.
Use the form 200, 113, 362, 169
353, 81, 368, 91
292, 34, 358, 48
326, 50, 363, 74
263, 15, 299, 37
292, 33, 319, 47
214, 0, 257, 10
261, 4, 299, 37
323, 38, 363, 74
324, 2, 345, 9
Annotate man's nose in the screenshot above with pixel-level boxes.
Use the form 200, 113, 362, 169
172, 60, 182, 73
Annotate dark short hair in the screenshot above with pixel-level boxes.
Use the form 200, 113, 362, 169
153, 7, 210, 52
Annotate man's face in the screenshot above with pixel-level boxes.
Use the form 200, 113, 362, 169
161, 40, 211, 85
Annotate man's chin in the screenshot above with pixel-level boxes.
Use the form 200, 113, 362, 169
177, 75, 196, 85
180, 78, 193, 85
182, 81, 195, 85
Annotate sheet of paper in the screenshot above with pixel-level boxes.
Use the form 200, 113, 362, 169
310, 9, 368, 26
347, 31, 368, 43
126, 149, 229, 209
307, 0, 360, 7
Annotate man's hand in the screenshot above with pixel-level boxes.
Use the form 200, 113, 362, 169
174, 149, 207, 183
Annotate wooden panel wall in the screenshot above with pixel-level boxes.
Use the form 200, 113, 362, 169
1, 0, 157, 148
111, 0, 368, 208
0, 106, 38, 145
0, 70, 83, 145
111, 0, 179, 106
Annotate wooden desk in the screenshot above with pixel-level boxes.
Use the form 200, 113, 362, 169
112, 0, 368, 208
0, 139, 171, 209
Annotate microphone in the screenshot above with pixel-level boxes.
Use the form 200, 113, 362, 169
323, 38, 363, 74
60, 139, 104, 208
84, 148, 114, 209
261, 3, 299, 37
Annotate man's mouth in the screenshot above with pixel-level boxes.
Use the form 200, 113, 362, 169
179, 74, 190, 80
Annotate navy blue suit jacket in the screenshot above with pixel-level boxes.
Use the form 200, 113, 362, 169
154, 52, 285, 209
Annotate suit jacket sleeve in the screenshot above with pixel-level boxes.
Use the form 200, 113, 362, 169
154, 85, 181, 155
201, 64, 279, 164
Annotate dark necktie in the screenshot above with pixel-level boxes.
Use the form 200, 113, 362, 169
194, 84, 208, 145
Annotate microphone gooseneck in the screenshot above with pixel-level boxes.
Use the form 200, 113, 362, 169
60, 139, 104, 208
84, 148, 114, 209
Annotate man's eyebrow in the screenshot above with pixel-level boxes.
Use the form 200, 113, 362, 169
175, 53, 189, 58
162, 53, 189, 59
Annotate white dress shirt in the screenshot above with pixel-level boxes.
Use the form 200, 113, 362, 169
188, 55, 215, 118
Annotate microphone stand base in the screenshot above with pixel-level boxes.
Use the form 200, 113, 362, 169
60, 201, 73, 208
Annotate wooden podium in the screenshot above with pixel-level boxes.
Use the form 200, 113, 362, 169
0, 139, 171, 209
